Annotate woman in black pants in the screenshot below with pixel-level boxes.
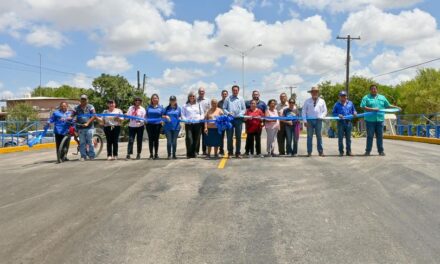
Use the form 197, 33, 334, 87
182, 91, 205, 158
145, 94, 164, 160
126, 97, 146, 160
98, 99, 123, 160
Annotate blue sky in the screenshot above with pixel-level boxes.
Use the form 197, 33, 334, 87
1, 0, 440, 105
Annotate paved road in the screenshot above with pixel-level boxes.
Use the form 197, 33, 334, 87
0, 137, 439, 263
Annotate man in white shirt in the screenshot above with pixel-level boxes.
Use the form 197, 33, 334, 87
302, 87, 327, 157
276, 92, 289, 155
197, 87, 210, 155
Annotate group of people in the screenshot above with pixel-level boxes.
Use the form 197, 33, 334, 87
48, 84, 400, 162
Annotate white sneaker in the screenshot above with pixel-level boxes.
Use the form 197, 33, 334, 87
248, 154, 253, 159
260, 154, 265, 158
113, 156, 118, 160
107, 156, 113, 161
79, 158, 85, 162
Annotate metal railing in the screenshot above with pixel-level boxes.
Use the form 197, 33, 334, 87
396, 113, 440, 138
0, 121, 54, 148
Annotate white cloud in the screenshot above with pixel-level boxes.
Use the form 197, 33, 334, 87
341, 6, 437, 46
0, 12, 26, 38
150, 68, 207, 88
25, 26, 66, 48
86, 55, 132, 73
0, 44, 14, 58
0, 90, 14, 99
292, 0, 422, 12
45, 80, 61, 88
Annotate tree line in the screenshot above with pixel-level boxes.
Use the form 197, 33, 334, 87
8, 68, 440, 123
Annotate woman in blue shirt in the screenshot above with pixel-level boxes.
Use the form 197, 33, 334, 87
163, 96, 182, 159
145, 94, 164, 160
48, 102, 72, 162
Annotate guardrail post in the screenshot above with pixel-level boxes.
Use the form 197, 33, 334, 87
408, 125, 412, 136
436, 126, 440, 139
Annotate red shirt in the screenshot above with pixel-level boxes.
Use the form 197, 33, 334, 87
245, 109, 263, 133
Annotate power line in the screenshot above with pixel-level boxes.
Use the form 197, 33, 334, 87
0, 58, 95, 79
373, 57, 440, 78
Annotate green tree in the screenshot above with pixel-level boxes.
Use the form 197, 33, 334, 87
32, 85, 91, 99
7, 103, 39, 121
319, 76, 397, 112
396, 69, 440, 114
90, 74, 148, 112
7, 103, 39, 132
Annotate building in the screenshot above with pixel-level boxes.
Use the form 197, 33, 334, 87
1, 96, 79, 120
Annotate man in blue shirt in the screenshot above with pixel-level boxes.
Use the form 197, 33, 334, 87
72, 94, 96, 161
223, 85, 246, 158
332, 91, 357, 156
360, 85, 400, 156
48, 101, 72, 162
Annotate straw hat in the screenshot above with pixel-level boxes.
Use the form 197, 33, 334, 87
307, 87, 320, 93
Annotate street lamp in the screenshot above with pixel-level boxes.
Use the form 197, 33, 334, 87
224, 43, 263, 98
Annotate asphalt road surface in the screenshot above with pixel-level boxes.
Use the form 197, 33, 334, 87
0, 137, 439, 264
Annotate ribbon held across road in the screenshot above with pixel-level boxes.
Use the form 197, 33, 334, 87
27, 109, 400, 147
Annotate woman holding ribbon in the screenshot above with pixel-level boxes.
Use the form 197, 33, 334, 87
244, 100, 264, 158
163, 95, 181, 160
182, 91, 204, 158
126, 97, 146, 160
282, 98, 300, 157
204, 99, 224, 159
97, 99, 123, 160
265, 99, 280, 157
145, 94, 164, 160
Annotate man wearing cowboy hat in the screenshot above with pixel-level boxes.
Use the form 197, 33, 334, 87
302, 87, 327, 157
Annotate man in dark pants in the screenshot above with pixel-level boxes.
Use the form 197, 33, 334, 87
196, 87, 210, 156
223, 85, 246, 159
276, 93, 288, 155
360, 85, 400, 156
332, 91, 357, 156
218, 90, 228, 156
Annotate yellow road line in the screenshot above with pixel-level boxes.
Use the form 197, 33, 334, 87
384, 135, 440, 145
218, 153, 228, 169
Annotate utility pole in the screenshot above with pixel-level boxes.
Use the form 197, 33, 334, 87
137, 70, 141, 90
285, 86, 297, 100
39, 53, 42, 96
224, 43, 263, 99
142, 74, 147, 94
337, 34, 360, 97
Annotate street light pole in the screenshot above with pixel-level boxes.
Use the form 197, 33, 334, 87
224, 43, 263, 99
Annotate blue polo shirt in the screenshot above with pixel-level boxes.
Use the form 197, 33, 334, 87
146, 104, 164, 124
49, 110, 72, 135
163, 106, 182, 132
332, 100, 356, 119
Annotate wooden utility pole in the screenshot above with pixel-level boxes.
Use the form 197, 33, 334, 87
337, 34, 360, 97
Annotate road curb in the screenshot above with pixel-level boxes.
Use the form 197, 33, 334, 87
384, 135, 440, 145
0, 143, 57, 154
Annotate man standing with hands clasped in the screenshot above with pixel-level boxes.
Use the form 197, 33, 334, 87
360, 85, 400, 156
302, 87, 327, 157
332, 91, 357, 157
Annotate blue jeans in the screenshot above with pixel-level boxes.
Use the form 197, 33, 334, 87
78, 128, 95, 159
285, 124, 298, 155
306, 120, 323, 154
337, 121, 353, 154
226, 118, 243, 155
366, 121, 384, 153
165, 130, 179, 156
